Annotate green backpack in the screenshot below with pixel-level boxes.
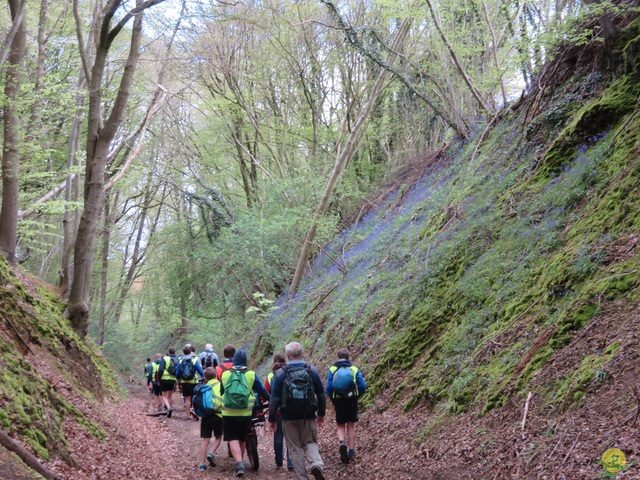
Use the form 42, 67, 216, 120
223, 369, 250, 410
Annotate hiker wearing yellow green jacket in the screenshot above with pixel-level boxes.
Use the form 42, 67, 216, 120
326, 348, 366, 464
176, 345, 205, 420
220, 350, 270, 477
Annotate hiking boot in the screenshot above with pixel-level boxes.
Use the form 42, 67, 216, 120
234, 462, 245, 477
310, 465, 325, 480
339, 443, 349, 464
198, 465, 207, 471
207, 453, 216, 468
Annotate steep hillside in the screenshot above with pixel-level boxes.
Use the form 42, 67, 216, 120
260, 13, 640, 479
0, 261, 189, 480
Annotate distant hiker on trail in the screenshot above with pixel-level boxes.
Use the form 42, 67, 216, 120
144, 357, 153, 393
326, 348, 366, 463
157, 347, 179, 417
176, 345, 204, 420
148, 353, 163, 410
264, 352, 293, 471
199, 343, 219, 371
216, 344, 235, 380
195, 367, 224, 471
220, 350, 270, 477
268, 342, 326, 480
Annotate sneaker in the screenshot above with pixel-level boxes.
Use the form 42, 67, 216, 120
340, 443, 349, 464
276, 463, 283, 469
198, 465, 207, 471
234, 462, 245, 477
207, 453, 216, 468
348, 449, 356, 459
310, 466, 325, 480
166, 407, 173, 418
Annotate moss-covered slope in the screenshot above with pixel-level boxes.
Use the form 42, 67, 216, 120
263, 17, 640, 424
0, 259, 118, 465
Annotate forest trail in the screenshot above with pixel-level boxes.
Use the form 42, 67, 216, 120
127, 386, 358, 480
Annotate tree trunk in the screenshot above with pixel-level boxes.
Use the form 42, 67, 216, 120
111, 173, 155, 324
0, 0, 27, 265
60, 74, 86, 298
67, 0, 163, 337
97, 191, 114, 346
288, 19, 411, 298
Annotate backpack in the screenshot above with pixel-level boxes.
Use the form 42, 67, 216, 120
193, 382, 222, 418
202, 351, 218, 368
180, 357, 196, 380
281, 364, 317, 419
166, 356, 179, 376
331, 366, 357, 398
223, 369, 250, 410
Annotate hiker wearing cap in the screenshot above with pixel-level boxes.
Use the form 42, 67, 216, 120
220, 350, 270, 477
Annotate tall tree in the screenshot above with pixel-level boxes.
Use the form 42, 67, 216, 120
0, 0, 27, 265
289, 19, 412, 297
66, 0, 168, 338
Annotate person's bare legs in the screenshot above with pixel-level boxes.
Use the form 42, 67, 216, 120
346, 422, 356, 450
200, 437, 211, 466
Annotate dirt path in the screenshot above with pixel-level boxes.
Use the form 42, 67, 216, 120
134, 387, 349, 479
47, 383, 371, 480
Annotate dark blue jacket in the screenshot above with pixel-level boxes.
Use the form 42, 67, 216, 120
326, 359, 366, 398
174, 354, 205, 380
268, 360, 326, 423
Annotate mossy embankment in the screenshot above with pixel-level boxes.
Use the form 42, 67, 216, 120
262, 15, 640, 437
0, 258, 118, 465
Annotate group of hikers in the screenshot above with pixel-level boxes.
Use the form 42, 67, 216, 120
143, 341, 366, 479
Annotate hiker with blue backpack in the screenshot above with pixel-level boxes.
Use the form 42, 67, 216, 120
268, 342, 326, 480
176, 345, 204, 420
326, 348, 366, 464
220, 350, 270, 477
193, 366, 224, 471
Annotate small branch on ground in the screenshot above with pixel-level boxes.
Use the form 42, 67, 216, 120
521, 392, 533, 431
0, 429, 62, 480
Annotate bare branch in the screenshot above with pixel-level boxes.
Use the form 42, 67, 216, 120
73, 0, 91, 83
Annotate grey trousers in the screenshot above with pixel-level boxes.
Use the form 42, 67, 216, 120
282, 419, 324, 480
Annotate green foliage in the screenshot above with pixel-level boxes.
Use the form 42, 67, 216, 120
263, 20, 640, 424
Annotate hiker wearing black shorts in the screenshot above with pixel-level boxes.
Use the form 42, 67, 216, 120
198, 367, 223, 471
176, 345, 204, 420
220, 350, 270, 477
326, 348, 366, 464
157, 347, 178, 416
148, 353, 163, 410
